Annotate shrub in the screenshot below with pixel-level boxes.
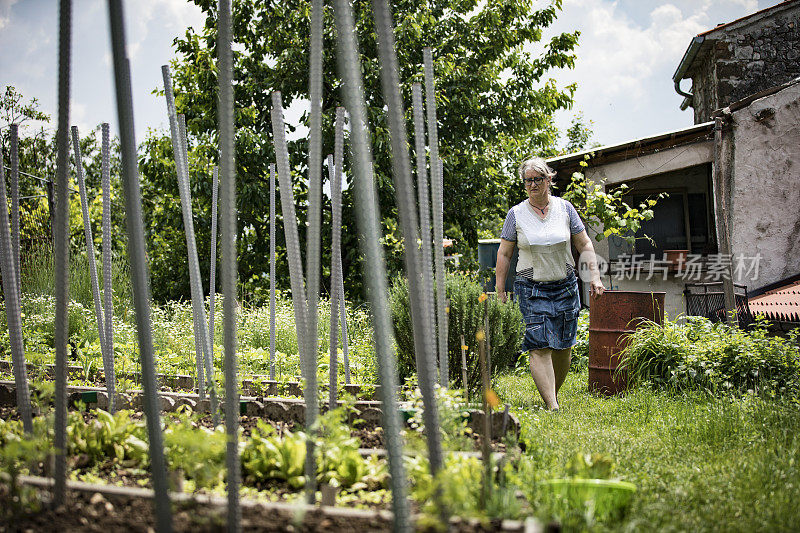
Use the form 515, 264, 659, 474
619, 316, 800, 398
389, 272, 522, 390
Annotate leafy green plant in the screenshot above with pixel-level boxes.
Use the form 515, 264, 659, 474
67, 409, 148, 468
314, 405, 386, 490
164, 406, 226, 490
618, 316, 800, 397
561, 161, 665, 247
241, 421, 307, 489
390, 272, 522, 390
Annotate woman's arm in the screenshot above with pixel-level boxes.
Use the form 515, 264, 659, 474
495, 238, 516, 303
571, 230, 605, 298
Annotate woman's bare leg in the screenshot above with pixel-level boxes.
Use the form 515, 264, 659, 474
552, 347, 572, 405
529, 348, 558, 410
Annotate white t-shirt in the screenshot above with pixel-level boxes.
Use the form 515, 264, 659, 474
501, 196, 585, 282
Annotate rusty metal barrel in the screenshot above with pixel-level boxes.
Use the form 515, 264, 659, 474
588, 291, 665, 395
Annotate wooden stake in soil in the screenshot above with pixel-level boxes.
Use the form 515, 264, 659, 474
72, 126, 115, 412
332, 0, 410, 528
107, 1, 173, 529
53, 0, 72, 505
460, 334, 468, 401
477, 295, 492, 508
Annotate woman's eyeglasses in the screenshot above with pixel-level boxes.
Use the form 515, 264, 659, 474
523, 176, 545, 186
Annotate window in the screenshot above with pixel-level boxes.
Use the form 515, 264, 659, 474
608, 188, 715, 260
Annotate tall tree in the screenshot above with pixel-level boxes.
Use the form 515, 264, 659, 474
140, 0, 578, 301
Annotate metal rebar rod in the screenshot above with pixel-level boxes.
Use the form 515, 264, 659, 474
424, 48, 448, 387
101, 123, 116, 413
332, 1, 410, 529
209, 165, 219, 349
411, 82, 439, 397
269, 163, 276, 381
160, 65, 206, 401
303, 0, 324, 505
72, 126, 114, 410
328, 154, 340, 410
52, 0, 72, 505
271, 91, 317, 501
107, 2, 172, 529
0, 154, 32, 434
338, 270, 350, 382
371, 0, 444, 481
218, 0, 241, 529
333, 109, 351, 384
9, 124, 20, 285
177, 113, 219, 422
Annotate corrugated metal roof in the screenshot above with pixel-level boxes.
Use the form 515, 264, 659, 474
748, 279, 800, 322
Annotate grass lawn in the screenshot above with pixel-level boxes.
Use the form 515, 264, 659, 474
494, 369, 800, 532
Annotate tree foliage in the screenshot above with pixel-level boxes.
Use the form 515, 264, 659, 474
140, 0, 579, 302
1, 86, 127, 265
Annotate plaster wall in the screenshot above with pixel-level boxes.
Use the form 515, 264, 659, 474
729, 81, 800, 288
581, 145, 717, 319
584, 144, 714, 263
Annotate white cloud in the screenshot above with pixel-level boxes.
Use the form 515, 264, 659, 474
0, 0, 19, 30
561, 1, 708, 103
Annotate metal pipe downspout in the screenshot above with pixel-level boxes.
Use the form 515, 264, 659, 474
673, 35, 705, 100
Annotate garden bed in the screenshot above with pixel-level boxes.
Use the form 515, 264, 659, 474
3, 475, 534, 532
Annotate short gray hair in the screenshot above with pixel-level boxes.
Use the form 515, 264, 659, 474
518, 156, 556, 181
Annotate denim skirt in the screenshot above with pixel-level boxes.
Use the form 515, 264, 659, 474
514, 271, 581, 351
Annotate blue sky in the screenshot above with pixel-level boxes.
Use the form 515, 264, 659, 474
0, 0, 777, 150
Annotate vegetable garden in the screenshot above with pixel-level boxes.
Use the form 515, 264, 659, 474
2, 0, 800, 532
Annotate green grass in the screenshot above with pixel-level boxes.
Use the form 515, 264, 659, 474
495, 369, 800, 531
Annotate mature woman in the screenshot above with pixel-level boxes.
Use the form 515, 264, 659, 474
496, 157, 604, 411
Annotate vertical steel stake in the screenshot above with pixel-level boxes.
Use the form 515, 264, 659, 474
411, 83, 439, 395
371, 0, 445, 503
53, 0, 72, 506
303, 0, 325, 504
329, 154, 340, 410
107, 1, 172, 529
424, 48, 448, 387
101, 123, 116, 413
333, 110, 352, 384
271, 92, 316, 503
9, 124, 20, 285
161, 66, 209, 403
209, 165, 219, 349
72, 126, 115, 411
332, 0, 410, 528
217, 0, 241, 529
0, 152, 32, 433
269, 163, 276, 381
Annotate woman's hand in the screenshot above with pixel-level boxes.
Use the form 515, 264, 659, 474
498, 290, 508, 303
590, 279, 605, 298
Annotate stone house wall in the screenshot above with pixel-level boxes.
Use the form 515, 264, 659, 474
688, 2, 800, 123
